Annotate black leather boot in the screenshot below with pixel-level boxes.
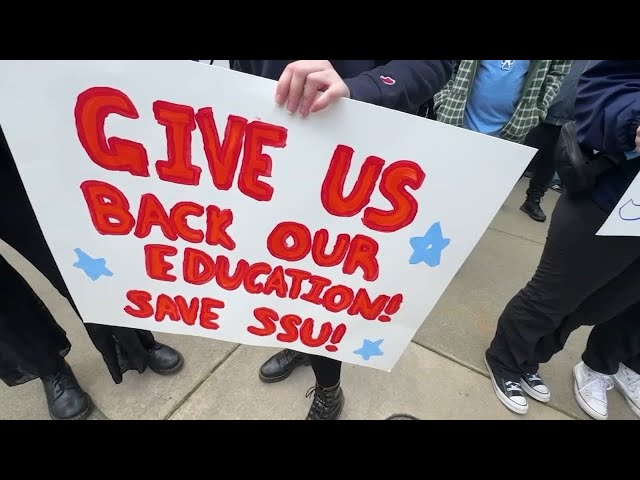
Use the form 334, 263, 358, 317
258, 349, 311, 383
41, 362, 92, 420
305, 383, 345, 420
147, 342, 184, 375
520, 198, 547, 222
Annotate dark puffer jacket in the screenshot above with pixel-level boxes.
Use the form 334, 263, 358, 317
544, 60, 597, 126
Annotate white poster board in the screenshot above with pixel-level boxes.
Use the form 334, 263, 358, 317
598, 169, 640, 236
0, 60, 536, 371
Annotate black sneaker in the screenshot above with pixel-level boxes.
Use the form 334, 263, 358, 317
520, 372, 551, 403
484, 355, 528, 415
520, 199, 547, 222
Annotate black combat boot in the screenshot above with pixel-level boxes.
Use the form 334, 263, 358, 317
259, 349, 311, 383
305, 383, 345, 420
146, 341, 184, 375
41, 362, 92, 420
520, 197, 547, 222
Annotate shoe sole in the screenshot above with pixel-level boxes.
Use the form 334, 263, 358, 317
258, 357, 312, 384
386, 414, 419, 420
484, 356, 528, 415
613, 377, 640, 419
519, 205, 545, 223
573, 365, 608, 420
50, 394, 93, 421
150, 351, 185, 376
520, 379, 551, 403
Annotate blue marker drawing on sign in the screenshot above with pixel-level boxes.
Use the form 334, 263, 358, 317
353, 339, 384, 361
409, 221, 450, 267
73, 248, 113, 281
618, 199, 640, 221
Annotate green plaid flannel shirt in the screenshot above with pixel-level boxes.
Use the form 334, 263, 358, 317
433, 60, 572, 144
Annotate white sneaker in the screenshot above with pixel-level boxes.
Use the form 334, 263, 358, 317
613, 363, 640, 418
573, 361, 614, 420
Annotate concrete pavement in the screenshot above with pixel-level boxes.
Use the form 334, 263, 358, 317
2, 177, 637, 420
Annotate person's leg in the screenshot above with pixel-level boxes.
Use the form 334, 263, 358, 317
305, 355, 344, 420
583, 310, 640, 375
573, 302, 640, 420
623, 354, 640, 376
521, 123, 562, 222
533, 255, 640, 364
0, 256, 92, 420
485, 193, 640, 414
0, 126, 182, 383
0, 257, 69, 383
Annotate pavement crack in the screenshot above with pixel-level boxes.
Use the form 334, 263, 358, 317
487, 226, 545, 245
164, 344, 241, 420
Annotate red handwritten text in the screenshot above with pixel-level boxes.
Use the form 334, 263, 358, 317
321, 145, 426, 233
75, 87, 288, 201
124, 289, 224, 330
80, 180, 236, 251
266, 221, 379, 282
142, 244, 402, 323
248, 307, 348, 352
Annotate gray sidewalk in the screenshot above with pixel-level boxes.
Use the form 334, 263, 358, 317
0, 178, 637, 420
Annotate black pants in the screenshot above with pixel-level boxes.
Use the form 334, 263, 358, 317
0, 126, 156, 384
310, 355, 342, 388
0, 256, 71, 385
524, 123, 562, 201
487, 192, 640, 380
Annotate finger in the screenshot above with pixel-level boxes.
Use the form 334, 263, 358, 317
310, 82, 346, 113
299, 71, 332, 117
286, 68, 309, 113
275, 65, 294, 105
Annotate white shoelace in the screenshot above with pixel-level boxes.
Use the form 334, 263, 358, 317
505, 381, 523, 394
528, 374, 542, 382
579, 372, 614, 404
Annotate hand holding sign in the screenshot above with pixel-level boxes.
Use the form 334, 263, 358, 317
275, 60, 351, 117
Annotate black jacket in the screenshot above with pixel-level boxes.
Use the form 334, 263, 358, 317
544, 60, 596, 126
574, 60, 640, 213
231, 60, 455, 115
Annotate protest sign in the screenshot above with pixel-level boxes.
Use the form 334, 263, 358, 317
597, 169, 640, 236
0, 60, 535, 370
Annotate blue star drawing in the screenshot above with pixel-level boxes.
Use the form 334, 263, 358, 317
409, 221, 450, 267
73, 248, 113, 281
353, 339, 384, 361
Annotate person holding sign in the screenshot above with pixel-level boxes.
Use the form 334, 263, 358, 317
484, 60, 640, 419
0, 126, 185, 420
230, 59, 455, 420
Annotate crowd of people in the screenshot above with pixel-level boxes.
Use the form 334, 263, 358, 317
1, 59, 639, 421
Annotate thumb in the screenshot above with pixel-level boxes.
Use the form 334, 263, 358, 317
310, 83, 348, 113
